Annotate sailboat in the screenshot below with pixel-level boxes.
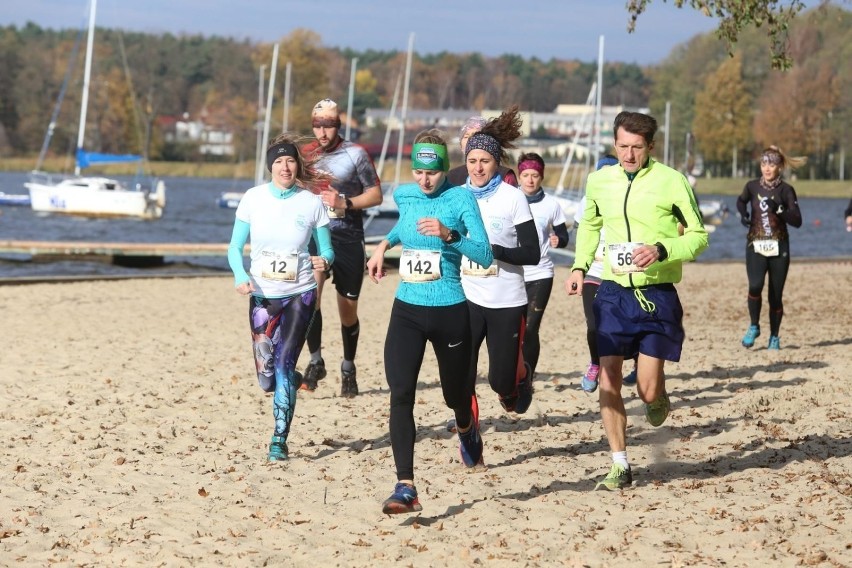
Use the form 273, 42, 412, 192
25, 0, 166, 220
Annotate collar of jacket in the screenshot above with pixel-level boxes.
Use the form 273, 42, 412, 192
623, 158, 653, 182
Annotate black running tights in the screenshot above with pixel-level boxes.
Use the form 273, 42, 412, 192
745, 240, 790, 336
385, 300, 473, 481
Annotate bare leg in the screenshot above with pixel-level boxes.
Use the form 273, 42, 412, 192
599, 355, 626, 452
635, 353, 666, 403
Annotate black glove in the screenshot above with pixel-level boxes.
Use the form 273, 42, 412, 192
763, 197, 779, 213
740, 215, 750, 228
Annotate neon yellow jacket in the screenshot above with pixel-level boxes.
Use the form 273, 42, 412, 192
572, 158, 709, 287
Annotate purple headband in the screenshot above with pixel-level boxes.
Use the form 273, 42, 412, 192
518, 159, 544, 176
465, 132, 501, 163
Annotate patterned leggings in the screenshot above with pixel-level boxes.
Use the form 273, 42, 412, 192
249, 289, 317, 439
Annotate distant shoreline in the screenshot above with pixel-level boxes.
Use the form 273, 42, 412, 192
1, 160, 849, 198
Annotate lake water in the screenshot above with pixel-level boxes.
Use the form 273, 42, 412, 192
1, 171, 850, 280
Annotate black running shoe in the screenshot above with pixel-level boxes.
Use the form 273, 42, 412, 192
300, 358, 326, 391
341, 366, 358, 398
514, 362, 534, 414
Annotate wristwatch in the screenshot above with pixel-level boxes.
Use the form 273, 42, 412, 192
655, 242, 668, 262
445, 229, 461, 244
344, 197, 354, 210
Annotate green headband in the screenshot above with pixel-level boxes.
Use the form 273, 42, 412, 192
411, 143, 449, 171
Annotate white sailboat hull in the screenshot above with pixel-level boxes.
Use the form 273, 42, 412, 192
699, 199, 729, 225
26, 177, 165, 219
216, 191, 244, 209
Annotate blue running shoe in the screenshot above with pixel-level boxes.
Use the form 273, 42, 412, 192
382, 482, 422, 514
768, 335, 781, 350
742, 324, 760, 348
514, 362, 534, 414
581, 362, 600, 393
268, 436, 289, 462
458, 422, 484, 467
623, 367, 637, 386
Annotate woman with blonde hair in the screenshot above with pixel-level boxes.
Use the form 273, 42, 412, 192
228, 132, 334, 461
736, 145, 805, 350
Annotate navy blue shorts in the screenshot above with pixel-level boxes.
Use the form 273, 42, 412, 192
593, 280, 685, 362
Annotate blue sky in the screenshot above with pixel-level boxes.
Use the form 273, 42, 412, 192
0, 0, 831, 65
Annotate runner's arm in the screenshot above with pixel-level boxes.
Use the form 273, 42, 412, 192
551, 222, 569, 249
491, 220, 540, 265
455, 192, 493, 267
348, 184, 383, 209
312, 226, 335, 265
778, 186, 802, 228
227, 219, 251, 287
736, 185, 751, 226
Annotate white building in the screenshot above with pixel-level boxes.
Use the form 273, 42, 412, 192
164, 112, 235, 157
363, 104, 647, 151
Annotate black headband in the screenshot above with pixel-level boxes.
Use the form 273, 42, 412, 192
266, 143, 298, 172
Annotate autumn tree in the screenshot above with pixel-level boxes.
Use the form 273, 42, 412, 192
753, 63, 839, 178
648, 33, 729, 167
270, 29, 331, 135
626, 0, 810, 70
692, 52, 753, 175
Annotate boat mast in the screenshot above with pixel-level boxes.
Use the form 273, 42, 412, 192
75, 0, 97, 176
257, 43, 279, 185
281, 61, 292, 131
345, 58, 358, 141
377, 72, 402, 176
393, 33, 415, 187
593, 35, 604, 169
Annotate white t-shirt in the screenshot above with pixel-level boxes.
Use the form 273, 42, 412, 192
574, 195, 605, 280
462, 182, 533, 308
236, 184, 330, 298
524, 193, 567, 282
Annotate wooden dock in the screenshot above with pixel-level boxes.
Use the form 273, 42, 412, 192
0, 239, 399, 264
0, 240, 231, 257
0, 240, 236, 270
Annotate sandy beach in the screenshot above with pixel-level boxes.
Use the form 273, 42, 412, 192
1, 260, 850, 566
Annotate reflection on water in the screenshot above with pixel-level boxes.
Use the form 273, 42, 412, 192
0, 171, 850, 279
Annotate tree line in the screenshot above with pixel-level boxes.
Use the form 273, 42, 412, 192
0, 4, 848, 179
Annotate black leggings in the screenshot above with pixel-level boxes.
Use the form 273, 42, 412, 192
745, 240, 790, 336
523, 278, 553, 376
385, 300, 473, 481
467, 301, 526, 398
582, 281, 600, 364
